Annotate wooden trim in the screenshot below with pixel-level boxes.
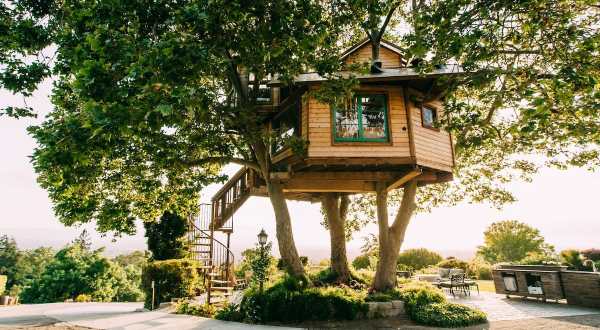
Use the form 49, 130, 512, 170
305, 156, 415, 166
387, 169, 422, 191
288, 171, 403, 181
284, 179, 376, 193
403, 86, 416, 159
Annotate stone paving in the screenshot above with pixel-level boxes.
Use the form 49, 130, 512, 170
448, 291, 600, 321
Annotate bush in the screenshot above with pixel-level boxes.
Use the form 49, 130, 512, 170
238, 278, 368, 323
352, 254, 371, 270
519, 252, 560, 266
175, 300, 216, 317
581, 249, 600, 262
309, 268, 366, 288
560, 249, 590, 271
215, 303, 243, 321
437, 258, 469, 273
75, 294, 92, 302
0, 275, 6, 295
412, 302, 487, 327
397, 248, 442, 271
398, 281, 446, 316
365, 289, 402, 302
142, 259, 200, 309
468, 259, 492, 280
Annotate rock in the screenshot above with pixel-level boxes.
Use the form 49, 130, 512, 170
391, 300, 405, 309
134, 308, 149, 312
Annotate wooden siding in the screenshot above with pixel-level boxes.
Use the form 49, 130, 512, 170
344, 44, 402, 69
406, 89, 454, 172
307, 85, 411, 158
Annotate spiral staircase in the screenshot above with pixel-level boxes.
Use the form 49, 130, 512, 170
187, 167, 256, 305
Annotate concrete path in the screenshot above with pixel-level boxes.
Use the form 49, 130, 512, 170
0, 303, 296, 330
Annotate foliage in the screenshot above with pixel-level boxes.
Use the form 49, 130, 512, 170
215, 303, 243, 321
75, 294, 92, 303
0, 275, 6, 295
581, 249, 600, 262
0, 235, 20, 290
309, 268, 366, 288
560, 249, 591, 271
352, 254, 372, 270
113, 251, 147, 268
145, 212, 188, 261
467, 258, 492, 280
365, 289, 402, 302
397, 248, 443, 271
20, 241, 140, 303
239, 283, 368, 323
518, 252, 561, 266
437, 258, 469, 273
477, 221, 554, 264
249, 243, 274, 288
175, 300, 217, 318
412, 302, 487, 327
398, 281, 446, 317
141, 259, 200, 309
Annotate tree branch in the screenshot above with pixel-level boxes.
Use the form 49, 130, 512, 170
224, 49, 246, 102
376, 5, 398, 42
390, 179, 418, 234
182, 156, 261, 172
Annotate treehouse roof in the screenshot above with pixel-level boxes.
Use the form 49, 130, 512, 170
339, 37, 407, 65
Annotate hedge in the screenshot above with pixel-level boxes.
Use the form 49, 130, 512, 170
141, 259, 200, 309
413, 302, 487, 327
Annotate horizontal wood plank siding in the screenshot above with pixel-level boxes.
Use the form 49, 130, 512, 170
408, 97, 454, 170
344, 44, 402, 68
307, 85, 411, 158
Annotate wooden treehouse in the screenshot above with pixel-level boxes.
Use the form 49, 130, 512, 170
187, 38, 460, 304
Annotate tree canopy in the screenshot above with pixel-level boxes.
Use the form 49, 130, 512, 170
477, 220, 554, 263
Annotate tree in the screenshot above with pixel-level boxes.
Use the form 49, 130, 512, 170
145, 212, 188, 261
320, 193, 352, 283
397, 248, 443, 271
0, 235, 21, 290
477, 220, 554, 264
4, 0, 599, 286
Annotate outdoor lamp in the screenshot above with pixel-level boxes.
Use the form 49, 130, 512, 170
258, 229, 268, 246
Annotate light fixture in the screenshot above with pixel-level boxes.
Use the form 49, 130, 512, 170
258, 229, 268, 246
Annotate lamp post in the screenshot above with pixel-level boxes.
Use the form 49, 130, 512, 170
257, 229, 268, 293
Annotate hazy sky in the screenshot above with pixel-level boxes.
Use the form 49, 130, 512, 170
1, 81, 599, 261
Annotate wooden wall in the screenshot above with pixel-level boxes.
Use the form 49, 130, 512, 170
302, 85, 454, 173
305, 85, 411, 158
344, 44, 402, 69
405, 89, 454, 172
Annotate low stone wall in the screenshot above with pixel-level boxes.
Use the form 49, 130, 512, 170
366, 300, 405, 318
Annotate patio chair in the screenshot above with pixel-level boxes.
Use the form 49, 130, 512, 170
437, 273, 470, 296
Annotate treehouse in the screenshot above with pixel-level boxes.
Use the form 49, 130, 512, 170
188, 38, 462, 304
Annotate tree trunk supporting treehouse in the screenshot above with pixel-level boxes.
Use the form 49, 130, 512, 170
373, 180, 418, 291
322, 193, 351, 283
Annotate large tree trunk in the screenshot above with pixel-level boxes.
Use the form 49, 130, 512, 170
321, 193, 351, 283
372, 180, 418, 291
252, 140, 305, 277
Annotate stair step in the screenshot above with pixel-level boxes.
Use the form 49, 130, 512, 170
210, 279, 230, 284
207, 273, 222, 277
211, 286, 234, 291
197, 265, 212, 269
208, 297, 229, 304
195, 257, 211, 261
209, 291, 232, 297
191, 242, 211, 246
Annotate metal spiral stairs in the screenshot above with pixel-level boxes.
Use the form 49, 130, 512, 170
187, 167, 255, 305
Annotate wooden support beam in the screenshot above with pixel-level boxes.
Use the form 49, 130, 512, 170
289, 171, 403, 182
387, 169, 422, 192
284, 179, 376, 193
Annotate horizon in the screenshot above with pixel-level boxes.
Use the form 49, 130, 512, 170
2, 81, 600, 263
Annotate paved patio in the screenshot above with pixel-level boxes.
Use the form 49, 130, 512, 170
448, 291, 600, 321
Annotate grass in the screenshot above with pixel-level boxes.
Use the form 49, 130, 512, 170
476, 280, 495, 292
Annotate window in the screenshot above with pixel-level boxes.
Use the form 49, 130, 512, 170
421, 105, 438, 129
333, 94, 388, 142
271, 103, 300, 154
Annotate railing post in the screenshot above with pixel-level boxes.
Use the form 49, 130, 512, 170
225, 232, 231, 287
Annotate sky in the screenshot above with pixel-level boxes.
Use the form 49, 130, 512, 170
1, 81, 600, 261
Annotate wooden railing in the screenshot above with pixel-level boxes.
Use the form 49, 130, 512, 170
211, 167, 259, 230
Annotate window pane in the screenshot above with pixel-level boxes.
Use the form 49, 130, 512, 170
335, 98, 359, 139
422, 106, 435, 127
361, 95, 386, 139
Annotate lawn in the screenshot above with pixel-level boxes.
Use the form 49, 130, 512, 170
476, 280, 495, 293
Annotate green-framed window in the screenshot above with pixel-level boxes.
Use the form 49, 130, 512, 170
332, 94, 389, 142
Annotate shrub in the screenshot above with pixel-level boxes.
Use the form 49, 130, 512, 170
398, 281, 446, 316
437, 258, 469, 273
581, 249, 600, 262
397, 248, 442, 271
560, 249, 590, 271
75, 294, 92, 302
309, 268, 366, 288
0, 275, 6, 295
215, 303, 243, 321
468, 259, 493, 280
175, 300, 216, 317
412, 302, 487, 327
352, 254, 371, 270
365, 289, 402, 302
141, 259, 200, 309
519, 252, 560, 266
238, 278, 368, 323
